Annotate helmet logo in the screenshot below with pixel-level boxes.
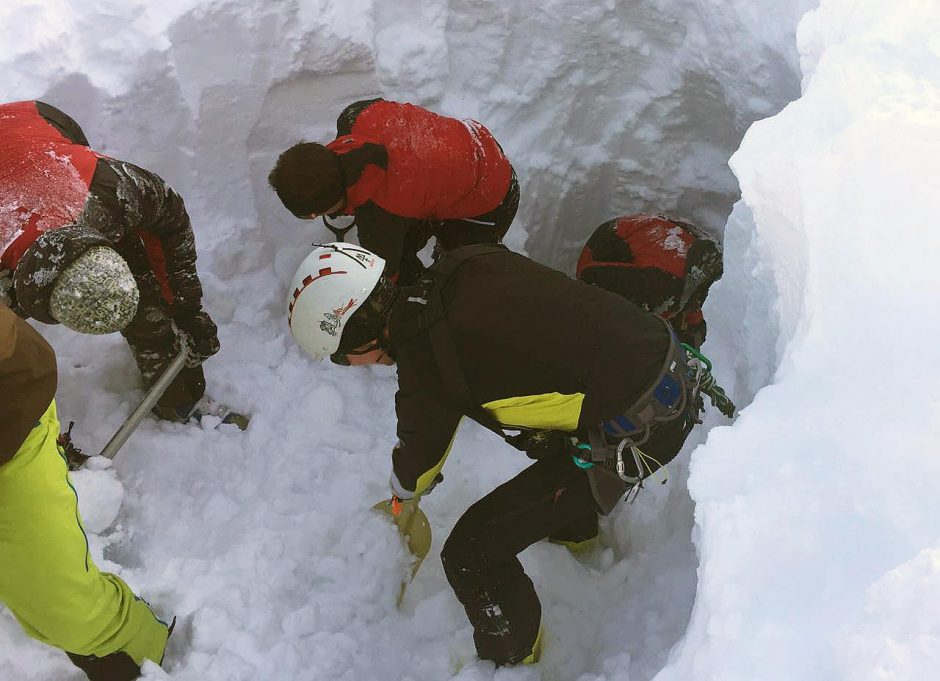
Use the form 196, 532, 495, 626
319, 298, 357, 336
350, 251, 373, 266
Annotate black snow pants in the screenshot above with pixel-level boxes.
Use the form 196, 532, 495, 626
441, 454, 595, 665
441, 413, 692, 665
120, 288, 205, 415
435, 168, 520, 251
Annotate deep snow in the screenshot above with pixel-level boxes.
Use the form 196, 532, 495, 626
2, 0, 939, 679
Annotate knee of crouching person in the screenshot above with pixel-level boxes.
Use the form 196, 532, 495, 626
441, 529, 478, 586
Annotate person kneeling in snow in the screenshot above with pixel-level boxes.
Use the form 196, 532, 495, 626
0, 100, 244, 428
576, 213, 724, 350
0, 302, 171, 680
285, 242, 711, 666
268, 98, 519, 284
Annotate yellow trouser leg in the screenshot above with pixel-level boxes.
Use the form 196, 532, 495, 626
0, 400, 168, 666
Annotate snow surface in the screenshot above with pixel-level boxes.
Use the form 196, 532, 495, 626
2, 0, 938, 679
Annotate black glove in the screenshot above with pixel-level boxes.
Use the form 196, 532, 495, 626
173, 309, 220, 367
507, 430, 576, 460
702, 381, 736, 418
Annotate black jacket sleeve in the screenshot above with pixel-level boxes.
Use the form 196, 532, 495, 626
391, 360, 462, 496
355, 202, 428, 284
100, 160, 205, 312
84, 159, 219, 362
335, 98, 384, 136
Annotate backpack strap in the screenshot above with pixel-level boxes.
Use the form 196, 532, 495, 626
390, 244, 524, 445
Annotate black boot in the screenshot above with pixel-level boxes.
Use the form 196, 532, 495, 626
66, 651, 141, 681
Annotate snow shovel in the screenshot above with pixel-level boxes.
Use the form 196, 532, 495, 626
373, 496, 432, 602
61, 348, 190, 470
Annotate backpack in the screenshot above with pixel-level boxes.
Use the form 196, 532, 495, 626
576, 214, 723, 348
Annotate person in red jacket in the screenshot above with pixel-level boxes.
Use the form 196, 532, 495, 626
0, 100, 240, 426
268, 98, 519, 283
577, 214, 724, 349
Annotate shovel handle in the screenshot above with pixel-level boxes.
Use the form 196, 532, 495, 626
99, 349, 189, 459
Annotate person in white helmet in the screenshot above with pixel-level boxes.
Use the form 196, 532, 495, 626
287, 241, 724, 667
287, 242, 398, 366
0, 99, 245, 428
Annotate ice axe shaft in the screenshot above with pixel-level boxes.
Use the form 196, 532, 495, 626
99, 349, 188, 460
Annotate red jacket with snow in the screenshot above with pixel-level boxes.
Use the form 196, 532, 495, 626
576, 214, 724, 348
329, 99, 512, 220
0, 101, 100, 273
0, 100, 217, 366
0, 101, 208, 318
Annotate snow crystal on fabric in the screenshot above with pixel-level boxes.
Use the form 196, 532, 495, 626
0, 149, 88, 255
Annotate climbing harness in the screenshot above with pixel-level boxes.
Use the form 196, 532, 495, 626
568, 341, 735, 509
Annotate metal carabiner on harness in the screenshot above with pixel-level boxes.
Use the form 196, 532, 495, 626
614, 437, 646, 485
681, 343, 737, 418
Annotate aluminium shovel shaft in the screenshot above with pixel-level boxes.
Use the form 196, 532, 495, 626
99, 349, 188, 460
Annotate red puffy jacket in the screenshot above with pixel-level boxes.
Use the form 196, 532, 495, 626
577, 214, 724, 348
328, 99, 512, 220
0, 101, 100, 271
0, 100, 207, 320
0, 100, 218, 371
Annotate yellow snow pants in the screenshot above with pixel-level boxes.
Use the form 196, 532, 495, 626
0, 401, 169, 666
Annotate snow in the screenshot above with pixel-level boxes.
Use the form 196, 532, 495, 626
2, 0, 938, 680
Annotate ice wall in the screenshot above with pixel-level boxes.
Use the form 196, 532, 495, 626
663, 0, 940, 679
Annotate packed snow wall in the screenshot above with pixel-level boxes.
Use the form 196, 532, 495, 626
5, 0, 814, 278
0, 1, 843, 680
662, 1, 940, 679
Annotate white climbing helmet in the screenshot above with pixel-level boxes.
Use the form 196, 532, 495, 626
49, 246, 139, 334
287, 243, 386, 360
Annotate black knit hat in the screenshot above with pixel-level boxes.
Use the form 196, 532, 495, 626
268, 142, 346, 217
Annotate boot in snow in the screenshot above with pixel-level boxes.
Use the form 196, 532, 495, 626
154, 396, 250, 430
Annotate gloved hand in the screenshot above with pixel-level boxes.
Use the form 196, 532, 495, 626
173, 309, 220, 368
507, 430, 576, 460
